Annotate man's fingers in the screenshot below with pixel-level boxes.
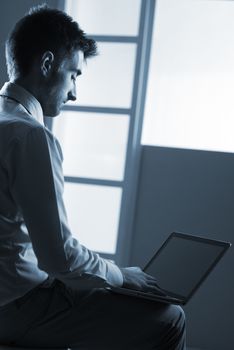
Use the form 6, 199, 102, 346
147, 280, 160, 287
145, 276, 161, 287
146, 276, 159, 283
144, 272, 159, 281
144, 284, 167, 296
144, 277, 167, 295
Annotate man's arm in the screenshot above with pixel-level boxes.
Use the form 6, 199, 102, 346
7, 125, 123, 289
7, 124, 163, 293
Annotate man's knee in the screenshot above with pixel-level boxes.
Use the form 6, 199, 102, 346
156, 304, 186, 334
157, 305, 186, 349
166, 304, 186, 332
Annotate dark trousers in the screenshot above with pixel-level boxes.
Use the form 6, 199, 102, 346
0, 279, 186, 349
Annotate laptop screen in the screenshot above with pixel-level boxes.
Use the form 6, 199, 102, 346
144, 232, 230, 300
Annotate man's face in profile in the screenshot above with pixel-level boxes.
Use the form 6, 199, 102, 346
43, 49, 84, 117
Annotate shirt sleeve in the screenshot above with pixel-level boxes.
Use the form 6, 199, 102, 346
7, 125, 123, 289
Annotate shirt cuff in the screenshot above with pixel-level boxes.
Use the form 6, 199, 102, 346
106, 261, 124, 287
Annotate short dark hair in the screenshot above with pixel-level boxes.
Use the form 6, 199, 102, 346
5, 4, 97, 79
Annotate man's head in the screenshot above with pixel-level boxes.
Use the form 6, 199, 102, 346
5, 4, 97, 116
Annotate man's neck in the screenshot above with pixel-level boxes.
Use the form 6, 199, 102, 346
13, 76, 40, 102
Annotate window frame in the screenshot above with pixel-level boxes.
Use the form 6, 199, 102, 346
46, 0, 156, 265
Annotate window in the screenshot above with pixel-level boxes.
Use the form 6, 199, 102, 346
53, 111, 129, 180
142, 0, 234, 153
53, 0, 154, 263
64, 183, 122, 253
65, 0, 141, 36
68, 42, 137, 108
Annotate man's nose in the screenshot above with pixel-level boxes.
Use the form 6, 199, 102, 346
67, 86, 76, 102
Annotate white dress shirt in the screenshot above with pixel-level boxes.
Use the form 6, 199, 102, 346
0, 82, 123, 306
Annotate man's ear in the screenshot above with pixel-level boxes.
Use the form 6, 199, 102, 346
41, 51, 55, 77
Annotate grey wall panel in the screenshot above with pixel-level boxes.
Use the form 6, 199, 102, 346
130, 145, 234, 350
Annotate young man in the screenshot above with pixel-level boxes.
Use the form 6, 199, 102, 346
0, 5, 186, 349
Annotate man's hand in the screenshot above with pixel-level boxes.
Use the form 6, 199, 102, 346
120, 267, 167, 296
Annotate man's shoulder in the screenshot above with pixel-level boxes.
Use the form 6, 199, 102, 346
0, 109, 44, 140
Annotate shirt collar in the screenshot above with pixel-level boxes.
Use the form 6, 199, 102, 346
0, 82, 44, 125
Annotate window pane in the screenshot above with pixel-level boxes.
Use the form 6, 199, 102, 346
53, 111, 129, 180
63, 183, 122, 254
70, 42, 137, 108
141, 0, 234, 153
66, 0, 141, 36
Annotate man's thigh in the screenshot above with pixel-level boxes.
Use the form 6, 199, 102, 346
13, 280, 185, 350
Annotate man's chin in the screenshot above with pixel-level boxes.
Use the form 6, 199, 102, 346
44, 108, 61, 117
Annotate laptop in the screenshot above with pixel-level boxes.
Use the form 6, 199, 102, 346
108, 232, 231, 305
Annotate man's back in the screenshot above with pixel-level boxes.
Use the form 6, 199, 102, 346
0, 86, 51, 306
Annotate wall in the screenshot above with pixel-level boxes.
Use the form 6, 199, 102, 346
130, 145, 234, 350
0, 0, 59, 86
